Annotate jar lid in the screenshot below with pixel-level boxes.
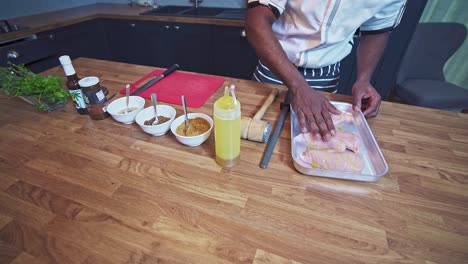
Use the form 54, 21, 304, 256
78, 76, 99, 88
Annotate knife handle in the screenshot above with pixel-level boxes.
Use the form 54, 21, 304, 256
161, 64, 180, 77
131, 64, 180, 96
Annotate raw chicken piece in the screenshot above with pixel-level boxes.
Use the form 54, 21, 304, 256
297, 133, 346, 152
296, 130, 360, 152
331, 111, 354, 124
333, 130, 360, 152
300, 150, 365, 173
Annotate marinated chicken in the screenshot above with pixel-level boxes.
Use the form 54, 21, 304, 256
300, 149, 365, 173
331, 111, 354, 124
296, 130, 360, 152
295, 128, 365, 173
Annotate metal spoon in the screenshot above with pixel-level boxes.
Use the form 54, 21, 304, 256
181, 95, 189, 135
125, 84, 130, 113
151, 93, 159, 125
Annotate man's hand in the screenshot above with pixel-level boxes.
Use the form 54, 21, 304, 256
292, 84, 341, 141
353, 32, 388, 118
246, 6, 340, 141
352, 81, 381, 117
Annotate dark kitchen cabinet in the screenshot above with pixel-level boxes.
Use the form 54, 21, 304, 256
211, 25, 258, 79
102, 19, 161, 66
0, 19, 111, 73
102, 19, 212, 74
38, 19, 111, 64
0, 34, 57, 73
1, 18, 270, 79
163, 22, 212, 74
103, 20, 256, 77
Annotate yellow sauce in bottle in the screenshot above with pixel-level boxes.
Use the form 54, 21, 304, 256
214, 87, 241, 167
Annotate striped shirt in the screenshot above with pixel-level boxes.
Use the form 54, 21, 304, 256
253, 61, 341, 93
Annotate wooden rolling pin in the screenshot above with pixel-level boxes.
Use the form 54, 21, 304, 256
241, 88, 279, 143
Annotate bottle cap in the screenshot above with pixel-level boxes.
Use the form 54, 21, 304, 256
59, 55, 76, 76
78, 76, 100, 88
59, 55, 72, 65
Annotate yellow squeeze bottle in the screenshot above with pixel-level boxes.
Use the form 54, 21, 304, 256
214, 85, 241, 167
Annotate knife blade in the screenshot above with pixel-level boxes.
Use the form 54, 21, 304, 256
131, 64, 180, 96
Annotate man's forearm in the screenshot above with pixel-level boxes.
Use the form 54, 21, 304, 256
245, 6, 309, 91
355, 32, 390, 83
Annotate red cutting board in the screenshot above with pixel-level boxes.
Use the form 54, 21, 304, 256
120, 69, 225, 108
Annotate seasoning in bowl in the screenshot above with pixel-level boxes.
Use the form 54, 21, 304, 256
144, 116, 171, 126
117, 107, 138, 114
176, 117, 210, 136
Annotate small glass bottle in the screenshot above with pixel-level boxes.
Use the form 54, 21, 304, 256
214, 85, 241, 167
59, 55, 87, 115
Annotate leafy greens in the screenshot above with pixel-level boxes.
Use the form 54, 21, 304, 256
0, 64, 69, 110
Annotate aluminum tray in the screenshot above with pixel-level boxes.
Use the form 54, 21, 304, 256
291, 101, 388, 182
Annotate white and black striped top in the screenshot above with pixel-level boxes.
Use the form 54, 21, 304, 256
253, 60, 341, 93
248, 0, 407, 69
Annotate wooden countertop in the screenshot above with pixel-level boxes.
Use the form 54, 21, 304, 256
1, 3, 245, 43
0, 58, 467, 263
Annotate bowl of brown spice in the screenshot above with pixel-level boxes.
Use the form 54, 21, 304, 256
135, 105, 176, 136
170, 113, 213, 147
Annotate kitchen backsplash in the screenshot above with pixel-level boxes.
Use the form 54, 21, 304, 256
1, 0, 246, 20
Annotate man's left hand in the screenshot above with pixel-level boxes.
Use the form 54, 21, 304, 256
352, 81, 381, 118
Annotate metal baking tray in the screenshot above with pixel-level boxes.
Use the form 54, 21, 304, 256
291, 101, 388, 182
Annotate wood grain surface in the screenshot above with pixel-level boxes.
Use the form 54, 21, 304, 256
1, 3, 244, 43
0, 58, 467, 264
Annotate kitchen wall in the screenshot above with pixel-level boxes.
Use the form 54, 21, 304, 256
1, 0, 246, 20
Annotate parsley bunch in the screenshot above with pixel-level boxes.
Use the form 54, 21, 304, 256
0, 64, 69, 110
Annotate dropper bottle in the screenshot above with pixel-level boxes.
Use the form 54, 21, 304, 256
213, 85, 241, 167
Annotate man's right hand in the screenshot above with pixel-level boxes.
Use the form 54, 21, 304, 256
245, 6, 340, 141
291, 84, 341, 141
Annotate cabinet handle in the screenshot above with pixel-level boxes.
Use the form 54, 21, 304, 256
130, 23, 136, 27
48, 34, 54, 40
164, 25, 170, 30
173, 26, 180, 31
7, 50, 19, 59
240, 29, 246, 38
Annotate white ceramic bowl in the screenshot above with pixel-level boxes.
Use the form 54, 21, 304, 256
107, 96, 145, 124
135, 105, 176, 136
170, 113, 213, 147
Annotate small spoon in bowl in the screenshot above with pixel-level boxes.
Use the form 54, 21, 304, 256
181, 95, 189, 135
125, 84, 130, 113
151, 93, 159, 125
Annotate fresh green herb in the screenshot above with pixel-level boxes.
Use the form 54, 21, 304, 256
0, 64, 69, 110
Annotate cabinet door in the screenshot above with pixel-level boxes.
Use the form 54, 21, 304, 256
0, 34, 56, 72
211, 25, 258, 79
102, 19, 212, 73
44, 19, 111, 61
102, 19, 165, 67
166, 22, 212, 74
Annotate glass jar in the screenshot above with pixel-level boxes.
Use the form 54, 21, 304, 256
78, 76, 109, 120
